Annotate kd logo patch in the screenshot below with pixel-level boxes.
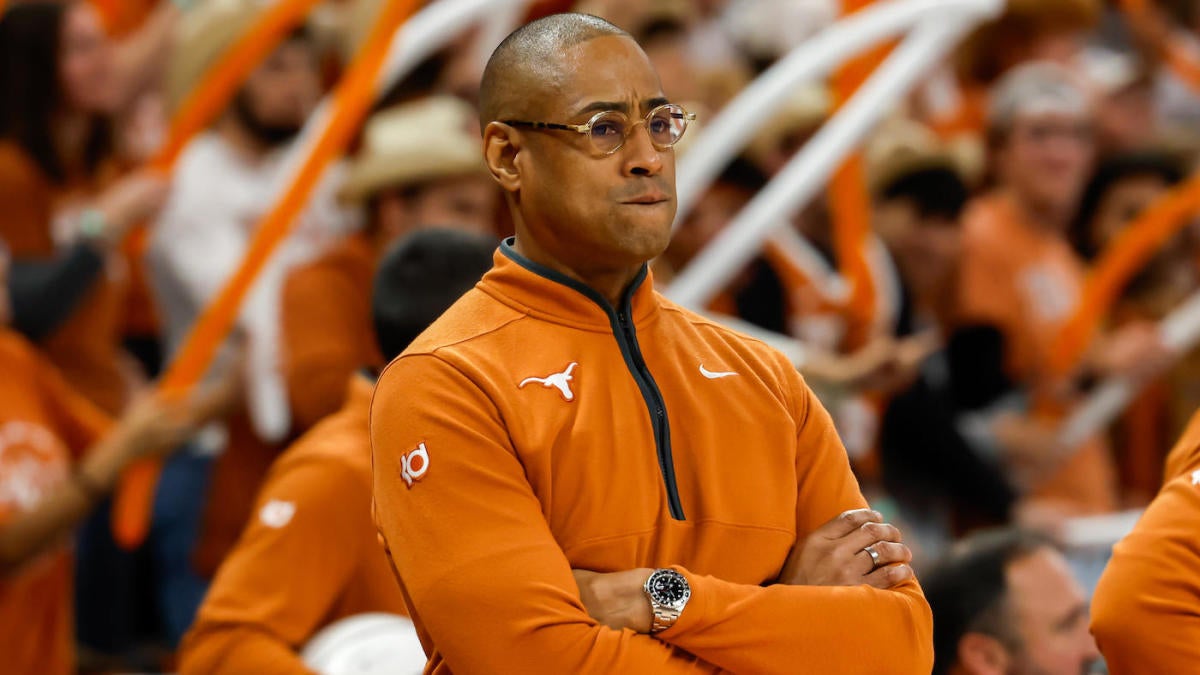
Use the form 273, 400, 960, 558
401, 442, 430, 488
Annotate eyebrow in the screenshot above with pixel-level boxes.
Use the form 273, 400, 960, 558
573, 96, 671, 118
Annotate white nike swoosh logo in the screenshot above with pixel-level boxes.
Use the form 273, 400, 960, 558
699, 364, 738, 379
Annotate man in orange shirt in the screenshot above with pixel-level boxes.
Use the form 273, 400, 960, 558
281, 96, 497, 435
1090, 409, 1200, 673
179, 229, 495, 674
957, 62, 1170, 517
371, 14, 933, 674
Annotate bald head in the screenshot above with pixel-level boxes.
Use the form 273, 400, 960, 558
479, 13, 629, 125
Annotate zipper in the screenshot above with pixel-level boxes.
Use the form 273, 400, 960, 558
499, 241, 685, 520
614, 305, 685, 521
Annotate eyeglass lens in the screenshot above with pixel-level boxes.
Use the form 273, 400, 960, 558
588, 104, 690, 154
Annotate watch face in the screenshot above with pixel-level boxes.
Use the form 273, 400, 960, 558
649, 570, 690, 607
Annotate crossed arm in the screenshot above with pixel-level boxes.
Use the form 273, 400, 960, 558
371, 354, 933, 674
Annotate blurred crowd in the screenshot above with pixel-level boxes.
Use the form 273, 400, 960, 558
2, 0, 1199, 672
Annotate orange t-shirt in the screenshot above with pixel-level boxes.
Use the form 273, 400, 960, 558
179, 377, 405, 675
371, 241, 933, 674
957, 191, 1117, 513
958, 192, 1087, 383
0, 142, 130, 414
281, 231, 383, 436
1091, 409, 1200, 673
0, 328, 111, 675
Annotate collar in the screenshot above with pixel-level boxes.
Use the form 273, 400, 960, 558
478, 237, 660, 331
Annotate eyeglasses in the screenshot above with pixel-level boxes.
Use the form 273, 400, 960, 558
503, 103, 696, 155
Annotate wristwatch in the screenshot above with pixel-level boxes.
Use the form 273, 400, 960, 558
643, 568, 691, 634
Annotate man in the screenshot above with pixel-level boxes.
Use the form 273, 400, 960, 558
870, 138, 1022, 533
371, 14, 932, 674
923, 528, 1100, 675
281, 96, 497, 435
957, 61, 1169, 518
1090, 408, 1200, 673
178, 229, 495, 674
132, 3, 351, 645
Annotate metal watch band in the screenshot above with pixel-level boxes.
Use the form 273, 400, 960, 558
649, 604, 681, 634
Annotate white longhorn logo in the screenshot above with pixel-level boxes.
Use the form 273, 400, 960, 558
519, 362, 578, 402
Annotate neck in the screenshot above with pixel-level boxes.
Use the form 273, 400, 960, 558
512, 231, 643, 309
1008, 188, 1069, 234
217, 115, 270, 162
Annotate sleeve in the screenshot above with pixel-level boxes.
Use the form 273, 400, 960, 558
370, 355, 719, 675
9, 244, 106, 341
1090, 472, 1200, 674
281, 265, 363, 433
35, 350, 113, 458
178, 458, 365, 675
654, 361, 935, 674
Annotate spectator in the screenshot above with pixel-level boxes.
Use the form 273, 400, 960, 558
957, 62, 1171, 518
146, 0, 356, 585
869, 131, 1021, 537
0, 0, 169, 415
1071, 151, 1196, 505
0, 242, 212, 675
281, 96, 497, 436
924, 528, 1100, 675
179, 228, 496, 675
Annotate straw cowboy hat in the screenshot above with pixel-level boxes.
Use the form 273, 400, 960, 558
338, 96, 489, 204
165, 0, 269, 113
746, 84, 833, 165
866, 117, 977, 193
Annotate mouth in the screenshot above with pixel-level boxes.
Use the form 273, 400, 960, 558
621, 193, 670, 205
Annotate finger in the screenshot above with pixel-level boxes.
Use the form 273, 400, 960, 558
862, 562, 915, 590
818, 509, 883, 540
839, 521, 904, 553
856, 541, 912, 575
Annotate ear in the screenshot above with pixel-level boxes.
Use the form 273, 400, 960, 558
483, 121, 522, 194
957, 632, 1011, 675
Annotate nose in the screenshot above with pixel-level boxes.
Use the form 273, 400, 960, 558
621, 120, 664, 177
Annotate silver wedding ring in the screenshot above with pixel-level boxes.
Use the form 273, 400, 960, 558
863, 544, 882, 571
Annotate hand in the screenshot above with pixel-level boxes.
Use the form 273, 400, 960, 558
111, 391, 198, 462
991, 412, 1068, 490
93, 169, 169, 241
573, 568, 654, 634
777, 509, 913, 589
1094, 321, 1176, 382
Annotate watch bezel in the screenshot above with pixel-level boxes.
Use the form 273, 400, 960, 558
644, 568, 691, 610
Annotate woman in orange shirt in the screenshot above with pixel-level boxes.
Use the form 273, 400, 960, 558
0, 0, 168, 415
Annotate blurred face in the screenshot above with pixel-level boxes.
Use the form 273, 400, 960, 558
999, 112, 1094, 218
497, 35, 677, 275
1089, 173, 1169, 253
409, 174, 498, 236
59, 2, 118, 115
237, 38, 321, 144
374, 174, 499, 245
874, 199, 961, 299
1005, 548, 1100, 675
1095, 86, 1155, 153
666, 182, 751, 269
